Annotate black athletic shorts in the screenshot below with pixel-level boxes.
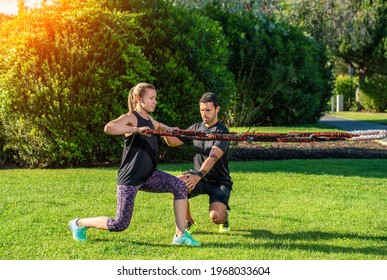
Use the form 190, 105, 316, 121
188, 180, 232, 210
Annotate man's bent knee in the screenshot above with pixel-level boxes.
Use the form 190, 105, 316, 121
209, 210, 227, 224
209, 202, 228, 224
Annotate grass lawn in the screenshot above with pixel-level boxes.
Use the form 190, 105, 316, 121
329, 112, 387, 125
229, 125, 342, 134
0, 159, 386, 260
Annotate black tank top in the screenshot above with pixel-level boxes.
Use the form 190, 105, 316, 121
117, 112, 158, 185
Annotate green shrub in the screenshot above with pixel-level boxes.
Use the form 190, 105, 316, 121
202, 5, 334, 126
360, 75, 387, 112
0, 123, 7, 165
334, 75, 358, 111
0, 0, 152, 167
124, 0, 236, 128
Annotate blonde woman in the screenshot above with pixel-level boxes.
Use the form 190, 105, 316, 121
69, 83, 200, 246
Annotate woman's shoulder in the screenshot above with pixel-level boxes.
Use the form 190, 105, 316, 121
116, 112, 137, 125
125, 111, 138, 120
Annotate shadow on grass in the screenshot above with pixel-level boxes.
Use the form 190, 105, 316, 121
246, 229, 387, 242
84, 230, 386, 260
231, 159, 387, 179
208, 229, 387, 258
161, 159, 387, 179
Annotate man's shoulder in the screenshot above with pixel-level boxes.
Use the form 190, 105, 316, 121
189, 122, 204, 130
189, 121, 229, 132
215, 121, 229, 133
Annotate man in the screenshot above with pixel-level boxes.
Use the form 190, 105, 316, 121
166, 92, 233, 233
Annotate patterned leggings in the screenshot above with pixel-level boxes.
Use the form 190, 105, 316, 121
107, 169, 187, 232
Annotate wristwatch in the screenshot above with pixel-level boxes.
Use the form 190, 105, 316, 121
188, 169, 204, 178
195, 170, 204, 178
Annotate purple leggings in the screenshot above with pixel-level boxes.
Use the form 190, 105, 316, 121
107, 169, 187, 232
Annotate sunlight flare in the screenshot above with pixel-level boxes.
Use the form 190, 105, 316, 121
0, 0, 46, 15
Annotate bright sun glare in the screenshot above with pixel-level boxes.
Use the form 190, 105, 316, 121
0, 0, 44, 15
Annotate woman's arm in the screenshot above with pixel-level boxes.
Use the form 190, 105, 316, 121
149, 116, 184, 146
104, 113, 150, 137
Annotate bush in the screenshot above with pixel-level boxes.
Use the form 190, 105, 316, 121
123, 0, 236, 128
360, 75, 387, 112
202, 5, 334, 126
334, 75, 358, 110
0, 0, 152, 167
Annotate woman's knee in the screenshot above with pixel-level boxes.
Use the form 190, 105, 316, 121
107, 218, 130, 232
173, 179, 188, 200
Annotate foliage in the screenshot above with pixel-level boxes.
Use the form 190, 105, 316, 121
280, 0, 387, 84
334, 75, 358, 111
201, 4, 333, 126
0, 0, 152, 167
0, 13, 14, 25
119, 0, 236, 127
359, 75, 387, 112
174, 0, 279, 16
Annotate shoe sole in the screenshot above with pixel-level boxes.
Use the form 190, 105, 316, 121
172, 242, 201, 247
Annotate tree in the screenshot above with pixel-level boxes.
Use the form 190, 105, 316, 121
174, 0, 280, 16
280, 0, 387, 110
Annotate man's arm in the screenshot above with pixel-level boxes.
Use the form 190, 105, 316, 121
148, 116, 184, 146
197, 146, 224, 176
183, 146, 224, 193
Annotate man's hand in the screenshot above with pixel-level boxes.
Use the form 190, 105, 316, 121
177, 172, 201, 193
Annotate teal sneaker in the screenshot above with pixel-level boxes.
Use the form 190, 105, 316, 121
172, 230, 201, 246
185, 221, 197, 235
69, 218, 87, 242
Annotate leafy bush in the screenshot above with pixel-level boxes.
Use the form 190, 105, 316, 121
123, 0, 236, 128
0, 0, 152, 167
360, 75, 387, 112
334, 75, 358, 111
202, 5, 334, 126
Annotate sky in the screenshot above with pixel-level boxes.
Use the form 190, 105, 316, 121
0, 0, 44, 15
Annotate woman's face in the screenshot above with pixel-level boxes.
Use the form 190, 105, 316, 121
139, 88, 157, 113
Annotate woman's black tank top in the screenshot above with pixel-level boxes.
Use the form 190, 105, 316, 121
117, 111, 158, 185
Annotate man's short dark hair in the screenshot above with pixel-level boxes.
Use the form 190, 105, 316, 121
200, 92, 219, 107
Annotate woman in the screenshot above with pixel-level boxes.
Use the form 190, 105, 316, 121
69, 83, 201, 246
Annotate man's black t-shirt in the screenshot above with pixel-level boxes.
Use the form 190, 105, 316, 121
185, 121, 233, 189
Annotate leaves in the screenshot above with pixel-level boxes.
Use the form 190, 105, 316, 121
0, 0, 151, 167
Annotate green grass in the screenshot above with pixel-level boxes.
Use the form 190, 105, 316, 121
329, 112, 387, 125
229, 124, 341, 133
1, 159, 386, 260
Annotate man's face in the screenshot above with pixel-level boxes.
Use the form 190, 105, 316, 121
200, 101, 219, 127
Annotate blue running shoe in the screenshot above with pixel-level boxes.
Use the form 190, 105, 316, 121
172, 230, 201, 246
69, 218, 87, 242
